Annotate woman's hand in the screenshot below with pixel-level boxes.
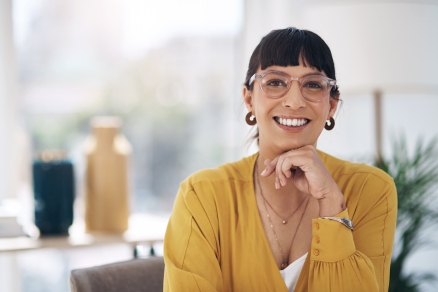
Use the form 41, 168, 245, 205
260, 145, 345, 216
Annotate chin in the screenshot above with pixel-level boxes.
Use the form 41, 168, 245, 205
276, 142, 304, 152
276, 138, 316, 151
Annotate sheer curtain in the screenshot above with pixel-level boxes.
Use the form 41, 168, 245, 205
0, 0, 30, 212
0, 0, 21, 201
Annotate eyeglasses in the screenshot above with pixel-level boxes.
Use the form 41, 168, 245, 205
249, 71, 337, 102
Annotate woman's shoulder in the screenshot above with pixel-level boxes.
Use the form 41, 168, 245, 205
318, 150, 394, 186
318, 150, 397, 213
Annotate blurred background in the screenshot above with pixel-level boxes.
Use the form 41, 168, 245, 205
1, 0, 438, 291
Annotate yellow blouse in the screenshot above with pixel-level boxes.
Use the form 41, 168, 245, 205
163, 151, 397, 291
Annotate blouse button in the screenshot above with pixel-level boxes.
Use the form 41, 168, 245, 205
313, 249, 320, 256
315, 236, 320, 243
315, 223, 320, 230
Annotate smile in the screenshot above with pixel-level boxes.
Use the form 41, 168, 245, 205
274, 117, 310, 127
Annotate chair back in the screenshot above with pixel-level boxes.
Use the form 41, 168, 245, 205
70, 256, 164, 292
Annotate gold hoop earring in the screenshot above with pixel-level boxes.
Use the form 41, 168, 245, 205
324, 117, 335, 131
245, 112, 257, 125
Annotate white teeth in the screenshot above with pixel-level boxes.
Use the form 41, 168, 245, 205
278, 118, 308, 127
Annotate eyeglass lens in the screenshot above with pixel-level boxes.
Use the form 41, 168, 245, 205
260, 73, 331, 101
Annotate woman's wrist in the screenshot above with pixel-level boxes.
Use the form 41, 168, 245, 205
317, 188, 345, 217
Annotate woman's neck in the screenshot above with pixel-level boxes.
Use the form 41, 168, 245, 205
255, 152, 307, 213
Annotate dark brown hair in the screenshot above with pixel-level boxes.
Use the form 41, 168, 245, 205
244, 27, 340, 146
244, 27, 339, 96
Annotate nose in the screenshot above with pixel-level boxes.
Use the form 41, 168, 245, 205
282, 80, 306, 109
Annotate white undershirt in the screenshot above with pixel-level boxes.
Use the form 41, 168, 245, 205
279, 252, 308, 291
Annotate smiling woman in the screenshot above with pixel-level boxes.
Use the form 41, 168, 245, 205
163, 27, 397, 292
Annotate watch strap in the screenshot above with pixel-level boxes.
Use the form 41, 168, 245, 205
320, 217, 354, 230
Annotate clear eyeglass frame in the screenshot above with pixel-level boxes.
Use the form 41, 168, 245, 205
249, 70, 337, 102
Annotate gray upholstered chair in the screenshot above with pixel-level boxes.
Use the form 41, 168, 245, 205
70, 256, 165, 292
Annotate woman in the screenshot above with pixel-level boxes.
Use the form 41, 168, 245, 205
163, 27, 397, 292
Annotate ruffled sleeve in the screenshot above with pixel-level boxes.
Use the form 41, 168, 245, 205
296, 174, 397, 291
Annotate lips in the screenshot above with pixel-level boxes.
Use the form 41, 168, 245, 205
274, 117, 310, 127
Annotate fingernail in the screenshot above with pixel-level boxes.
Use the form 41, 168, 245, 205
275, 182, 280, 189
280, 179, 285, 186
261, 169, 267, 175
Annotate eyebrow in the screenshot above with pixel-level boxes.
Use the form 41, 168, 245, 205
263, 70, 325, 78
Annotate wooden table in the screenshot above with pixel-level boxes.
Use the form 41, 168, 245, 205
0, 213, 167, 252
0, 213, 168, 292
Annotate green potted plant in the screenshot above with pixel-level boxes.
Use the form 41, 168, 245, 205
375, 136, 438, 291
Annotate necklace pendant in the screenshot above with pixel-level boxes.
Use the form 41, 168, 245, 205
281, 262, 288, 269
282, 220, 287, 224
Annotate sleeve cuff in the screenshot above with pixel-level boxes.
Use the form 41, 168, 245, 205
331, 208, 349, 218
310, 208, 356, 262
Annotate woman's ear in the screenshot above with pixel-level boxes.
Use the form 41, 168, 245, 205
327, 94, 340, 120
243, 86, 253, 112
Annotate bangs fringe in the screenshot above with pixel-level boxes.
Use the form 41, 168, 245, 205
257, 28, 335, 79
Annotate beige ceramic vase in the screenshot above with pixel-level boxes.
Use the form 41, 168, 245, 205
84, 117, 131, 233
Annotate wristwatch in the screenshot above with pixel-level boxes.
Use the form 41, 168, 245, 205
320, 217, 354, 230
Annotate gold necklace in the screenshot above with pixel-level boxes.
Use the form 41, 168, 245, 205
255, 164, 310, 270
259, 187, 307, 224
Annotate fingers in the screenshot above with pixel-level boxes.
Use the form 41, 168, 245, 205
261, 147, 314, 188
281, 158, 294, 179
277, 155, 301, 187
260, 157, 278, 177
260, 157, 283, 189
275, 175, 280, 190
260, 154, 294, 188
257, 145, 335, 197
276, 155, 289, 187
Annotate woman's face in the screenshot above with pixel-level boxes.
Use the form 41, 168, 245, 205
243, 62, 339, 153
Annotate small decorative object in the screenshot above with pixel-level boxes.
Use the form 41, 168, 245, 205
33, 150, 75, 235
84, 117, 131, 233
0, 199, 26, 238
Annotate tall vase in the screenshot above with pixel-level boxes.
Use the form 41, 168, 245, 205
33, 151, 75, 235
84, 117, 131, 233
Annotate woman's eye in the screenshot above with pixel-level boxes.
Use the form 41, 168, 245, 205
303, 81, 323, 89
266, 79, 287, 87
